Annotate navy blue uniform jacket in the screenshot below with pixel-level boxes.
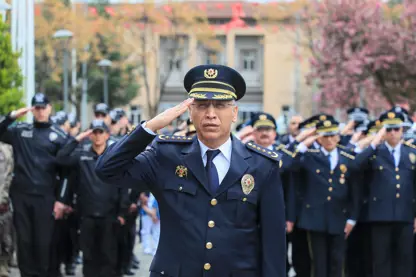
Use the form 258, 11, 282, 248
291, 147, 360, 234
354, 143, 416, 223
95, 126, 286, 277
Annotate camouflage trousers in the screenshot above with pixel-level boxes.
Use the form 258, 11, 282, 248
0, 211, 13, 277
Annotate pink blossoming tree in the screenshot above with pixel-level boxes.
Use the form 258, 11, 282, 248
303, 0, 416, 112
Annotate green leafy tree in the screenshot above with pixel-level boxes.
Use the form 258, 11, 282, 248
0, 15, 24, 115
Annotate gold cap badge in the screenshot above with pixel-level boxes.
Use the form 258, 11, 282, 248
259, 114, 267, 120
320, 115, 327, 121
323, 120, 331, 127
175, 165, 188, 178
241, 174, 255, 195
388, 112, 395, 119
204, 68, 218, 79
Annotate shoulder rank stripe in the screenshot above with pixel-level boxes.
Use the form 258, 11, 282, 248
337, 144, 346, 149
307, 149, 320, 153
341, 151, 355, 160
246, 142, 280, 162
156, 134, 193, 143
277, 146, 295, 157
274, 144, 285, 150
404, 140, 416, 149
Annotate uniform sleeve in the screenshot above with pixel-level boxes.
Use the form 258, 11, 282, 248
0, 116, 16, 145
259, 164, 286, 277
56, 138, 81, 167
95, 126, 158, 191
353, 146, 375, 170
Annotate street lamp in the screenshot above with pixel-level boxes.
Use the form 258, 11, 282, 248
53, 29, 73, 112
0, 1, 10, 23
98, 59, 112, 105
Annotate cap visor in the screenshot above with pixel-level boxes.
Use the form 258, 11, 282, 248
94, 111, 108, 116
318, 130, 340, 136
384, 123, 403, 128
92, 127, 108, 132
189, 92, 235, 101
33, 104, 47, 108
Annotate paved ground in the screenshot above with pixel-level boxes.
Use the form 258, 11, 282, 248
10, 241, 154, 277
10, 241, 295, 277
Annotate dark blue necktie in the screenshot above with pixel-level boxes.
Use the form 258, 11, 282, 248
326, 153, 332, 169
206, 150, 221, 194
391, 149, 396, 166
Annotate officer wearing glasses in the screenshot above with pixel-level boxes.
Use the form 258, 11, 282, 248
96, 64, 286, 277
354, 110, 416, 277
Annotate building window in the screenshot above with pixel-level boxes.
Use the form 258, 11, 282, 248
130, 105, 141, 126
206, 51, 218, 64
169, 59, 181, 71
240, 49, 257, 71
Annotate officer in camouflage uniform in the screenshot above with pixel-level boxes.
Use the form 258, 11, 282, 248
0, 141, 14, 277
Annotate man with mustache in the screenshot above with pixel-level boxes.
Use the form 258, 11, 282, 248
96, 64, 286, 277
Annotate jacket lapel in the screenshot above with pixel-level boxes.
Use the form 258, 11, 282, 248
215, 136, 251, 196
181, 137, 211, 195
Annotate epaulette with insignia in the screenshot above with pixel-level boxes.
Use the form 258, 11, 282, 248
404, 140, 416, 149
156, 134, 193, 143
275, 145, 295, 157
274, 144, 285, 150
127, 125, 136, 135
341, 151, 355, 160
307, 149, 320, 153
246, 142, 280, 162
337, 144, 346, 149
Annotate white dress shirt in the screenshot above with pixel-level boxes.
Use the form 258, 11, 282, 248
385, 142, 401, 167
199, 138, 232, 185
320, 147, 339, 171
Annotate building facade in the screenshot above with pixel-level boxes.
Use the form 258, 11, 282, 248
127, 2, 313, 132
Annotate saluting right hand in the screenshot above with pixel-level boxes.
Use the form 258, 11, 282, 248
295, 128, 317, 143
371, 127, 386, 147
146, 98, 194, 133
75, 129, 93, 142
303, 134, 321, 148
10, 107, 34, 119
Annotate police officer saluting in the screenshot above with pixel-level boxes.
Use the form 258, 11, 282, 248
96, 65, 286, 277
0, 93, 68, 277
293, 117, 359, 277
56, 119, 128, 277
355, 110, 416, 277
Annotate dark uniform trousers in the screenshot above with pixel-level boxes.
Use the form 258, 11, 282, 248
116, 212, 137, 273
308, 231, 346, 277
48, 214, 78, 277
371, 222, 413, 277
291, 226, 311, 277
11, 193, 55, 277
80, 216, 118, 277
346, 171, 373, 277
346, 222, 372, 277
